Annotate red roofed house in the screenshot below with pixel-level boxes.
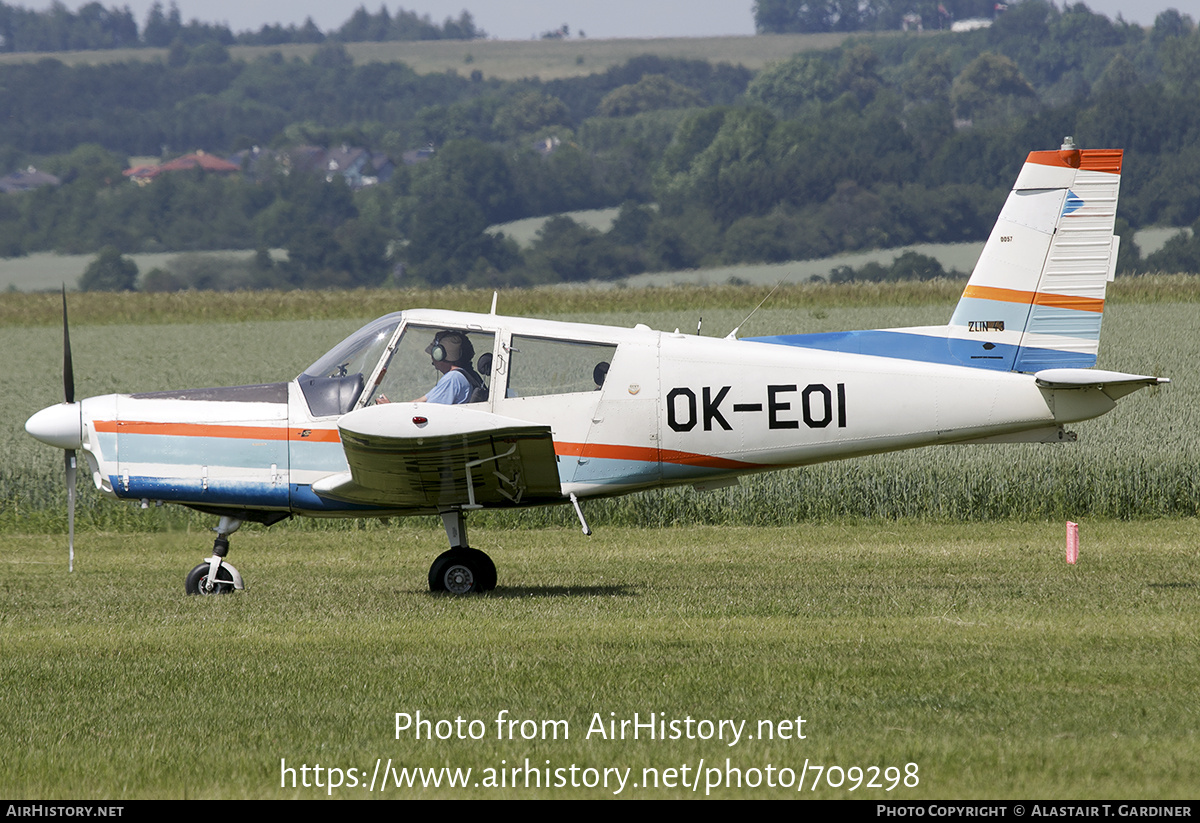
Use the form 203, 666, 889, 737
124, 150, 241, 185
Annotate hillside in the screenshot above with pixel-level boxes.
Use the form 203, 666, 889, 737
0, 32, 874, 78
4, 2, 1200, 288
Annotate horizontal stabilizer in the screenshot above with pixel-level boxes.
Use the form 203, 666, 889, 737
1034, 368, 1169, 400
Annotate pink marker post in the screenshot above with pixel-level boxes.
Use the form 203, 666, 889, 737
1066, 521, 1079, 564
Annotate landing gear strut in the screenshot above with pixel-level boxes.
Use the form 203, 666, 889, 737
185, 515, 245, 595
429, 509, 496, 594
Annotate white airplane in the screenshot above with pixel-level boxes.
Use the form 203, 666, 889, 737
26, 140, 1167, 595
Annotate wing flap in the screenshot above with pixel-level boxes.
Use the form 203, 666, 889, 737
313, 404, 562, 509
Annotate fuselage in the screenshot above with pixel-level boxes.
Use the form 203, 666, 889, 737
33, 307, 1117, 522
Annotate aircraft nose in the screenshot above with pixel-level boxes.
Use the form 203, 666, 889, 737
26, 402, 83, 450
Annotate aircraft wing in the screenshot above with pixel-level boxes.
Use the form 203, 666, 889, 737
311, 404, 562, 510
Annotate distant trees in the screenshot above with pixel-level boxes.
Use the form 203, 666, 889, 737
10, 3, 1200, 288
754, 0, 1002, 33
596, 75, 706, 117
1138, 223, 1200, 275
524, 215, 644, 283
950, 52, 1037, 122
0, 1, 139, 52
79, 247, 138, 291
0, 1, 482, 53
330, 6, 484, 43
827, 250, 963, 283
491, 92, 571, 140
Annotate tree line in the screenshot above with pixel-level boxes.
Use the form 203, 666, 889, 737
0, 1, 483, 53
756, 0, 1040, 34
5, 1, 1200, 289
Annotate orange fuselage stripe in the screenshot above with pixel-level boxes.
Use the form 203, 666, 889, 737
555, 441, 758, 470
94, 424, 759, 470
961, 285, 1104, 313
93, 420, 342, 443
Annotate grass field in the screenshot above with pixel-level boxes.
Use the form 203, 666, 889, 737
2, 282, 1197, 798
489, 207, 623, 247
0, 32, 873, 79
0, 250, 286, 294
3, 521, 1198, 798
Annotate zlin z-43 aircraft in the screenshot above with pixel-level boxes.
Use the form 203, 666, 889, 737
26, 140, 1168, 595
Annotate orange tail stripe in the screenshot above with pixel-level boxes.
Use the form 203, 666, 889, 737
962, 285, 1104, 313
1025, 149, 1122, 174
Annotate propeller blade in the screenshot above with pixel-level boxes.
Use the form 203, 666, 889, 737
62, 287, 77, 571
62, 286, 75, 404
65, 449, 76, 572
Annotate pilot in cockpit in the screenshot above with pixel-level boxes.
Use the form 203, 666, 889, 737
413, 330, 485, 404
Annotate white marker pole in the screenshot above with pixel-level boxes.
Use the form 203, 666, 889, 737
1066, 521, 1079, 564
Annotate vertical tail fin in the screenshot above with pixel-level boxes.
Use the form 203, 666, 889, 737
948, 139, 1123, 371
744, 141, 1125, 372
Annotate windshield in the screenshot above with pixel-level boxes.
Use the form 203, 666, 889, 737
301, 313, 403, 380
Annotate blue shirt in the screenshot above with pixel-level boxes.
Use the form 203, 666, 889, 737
425, 368, 472, 404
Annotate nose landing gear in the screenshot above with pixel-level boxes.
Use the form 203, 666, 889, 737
185, 516, 245, 595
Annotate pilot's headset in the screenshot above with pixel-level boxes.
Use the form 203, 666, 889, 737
427, 330, 474, 365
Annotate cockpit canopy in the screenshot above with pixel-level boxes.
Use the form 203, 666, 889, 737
296, 311, 621, 418
297, 313, 496, 417
302, 312, 403, 385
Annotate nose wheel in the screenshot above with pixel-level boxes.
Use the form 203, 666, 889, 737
185, 561, 237, 595
185, 516, 245, 595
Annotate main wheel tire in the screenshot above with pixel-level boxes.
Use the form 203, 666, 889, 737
469, 548, 497, 592
185, 562, 235, 595
429, 549, 491, 595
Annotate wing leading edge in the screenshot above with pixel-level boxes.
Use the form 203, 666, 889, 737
311, 404, 562, 511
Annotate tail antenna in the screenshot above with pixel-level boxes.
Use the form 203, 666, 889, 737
726, 276, 788, 340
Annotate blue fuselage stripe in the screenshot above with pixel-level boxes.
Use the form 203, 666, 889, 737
746, 330, 1095, 371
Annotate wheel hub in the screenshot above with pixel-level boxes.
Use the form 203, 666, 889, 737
444, 564, 474, 594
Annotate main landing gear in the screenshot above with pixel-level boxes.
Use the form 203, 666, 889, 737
182, 510, 497, 596
185, 515, 245, 595
429, 510, 496, 594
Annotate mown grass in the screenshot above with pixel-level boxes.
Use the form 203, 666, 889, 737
3, 283, 1196, 799
2, 521, 1198, 798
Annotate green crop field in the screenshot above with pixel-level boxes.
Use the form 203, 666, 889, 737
3, 280, 1196, 533
1, 282, 1197, 798
3, 230, 1182, 295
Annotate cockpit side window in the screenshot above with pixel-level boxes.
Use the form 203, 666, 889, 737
506, 336, 617, 398
366, 325, 496, 406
